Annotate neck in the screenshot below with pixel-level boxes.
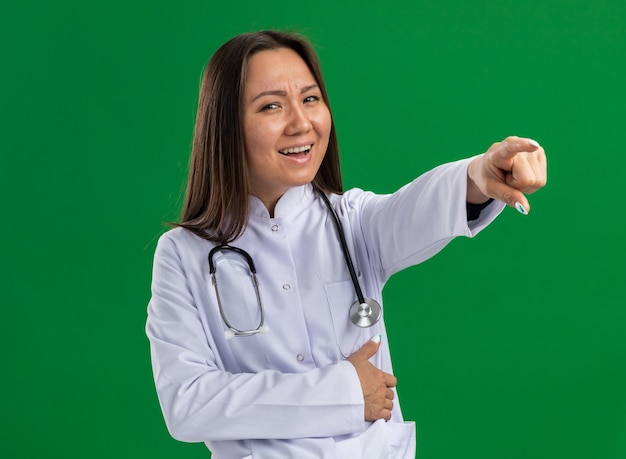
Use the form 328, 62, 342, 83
251, 192, 282, 218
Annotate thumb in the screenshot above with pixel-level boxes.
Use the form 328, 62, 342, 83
351, 334, 382, 360
490, 180, 530, 215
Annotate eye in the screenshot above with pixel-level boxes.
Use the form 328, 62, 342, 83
303, 95, 319, 104
260, 103, 280, 111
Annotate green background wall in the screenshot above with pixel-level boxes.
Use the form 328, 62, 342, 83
2, 0, 624, 457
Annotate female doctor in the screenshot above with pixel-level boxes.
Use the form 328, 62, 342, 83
146, 30, 547, 458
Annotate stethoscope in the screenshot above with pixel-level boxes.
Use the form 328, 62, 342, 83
208, 186, 382, 340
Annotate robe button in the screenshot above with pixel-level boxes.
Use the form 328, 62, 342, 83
271, 224, 279, 232
282, 284, 291, 290
296, 354, 304, 362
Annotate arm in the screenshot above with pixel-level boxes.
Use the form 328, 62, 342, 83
350, 157, 504, 281
146, 234, 365, 442
351, 136, 546, 280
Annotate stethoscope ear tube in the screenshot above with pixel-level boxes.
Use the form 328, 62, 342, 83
209, 245, 267, 339
209, 245, 257, 274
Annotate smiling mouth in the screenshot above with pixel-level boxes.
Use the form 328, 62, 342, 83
278, 144, 312, 155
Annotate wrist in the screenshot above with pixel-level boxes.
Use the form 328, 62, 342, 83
466, 156, 490, 204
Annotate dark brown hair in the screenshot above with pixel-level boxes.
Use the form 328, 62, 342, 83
177, 30, 342, 243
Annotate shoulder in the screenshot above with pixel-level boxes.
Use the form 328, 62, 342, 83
155, 226, 217, 260
332, 187, 378, 209
330, 187, 388, 219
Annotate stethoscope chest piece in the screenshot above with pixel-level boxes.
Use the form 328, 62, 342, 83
349, 298, 382, 328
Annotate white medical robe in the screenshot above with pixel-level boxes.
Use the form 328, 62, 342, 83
146, 157, 505, 458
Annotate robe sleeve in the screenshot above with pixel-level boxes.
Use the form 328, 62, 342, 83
353, 157, 505, 281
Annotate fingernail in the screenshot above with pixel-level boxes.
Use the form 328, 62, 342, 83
515, 201, 528, 215
528, 139, 540, 148
371, 334, 382, 344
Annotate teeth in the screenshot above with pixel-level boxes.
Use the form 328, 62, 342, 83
279, 144, 312, 154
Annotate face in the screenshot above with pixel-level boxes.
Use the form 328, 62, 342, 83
243, 48, 332, 210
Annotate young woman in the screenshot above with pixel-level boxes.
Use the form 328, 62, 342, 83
146, 30, 547, 458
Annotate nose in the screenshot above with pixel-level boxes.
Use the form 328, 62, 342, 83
285, 104, 312, 135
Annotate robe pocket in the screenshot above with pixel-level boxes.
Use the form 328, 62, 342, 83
324, 279, 381, 357
384, 421, 417, 459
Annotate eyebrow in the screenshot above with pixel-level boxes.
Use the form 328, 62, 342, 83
249, 84, 319, 103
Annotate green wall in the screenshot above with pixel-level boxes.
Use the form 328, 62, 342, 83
2, 1, 625, 458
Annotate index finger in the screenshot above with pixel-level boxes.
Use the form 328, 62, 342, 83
383, 372, 397, 388
495, 136, 541, 159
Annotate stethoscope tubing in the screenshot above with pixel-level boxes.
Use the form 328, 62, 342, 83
208, 186, 382, 338
313, 186, 367, 305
